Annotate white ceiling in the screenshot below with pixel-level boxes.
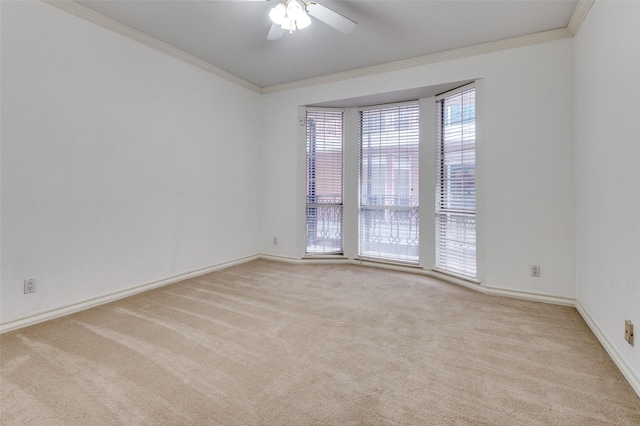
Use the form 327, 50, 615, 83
75, 0, 579, 88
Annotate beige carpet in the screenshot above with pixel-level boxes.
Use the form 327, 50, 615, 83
1, 260, 639, 425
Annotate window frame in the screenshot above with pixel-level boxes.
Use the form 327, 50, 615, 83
304, 107, 345, 256
297, 81, 481, 284
358, 101, 421, 265
434, 84, 478, 279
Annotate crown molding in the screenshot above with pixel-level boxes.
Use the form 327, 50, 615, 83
568, 0, 595, 35
43, 0, 262, 94
261, 28, 573, 94
42, 0, 591, 96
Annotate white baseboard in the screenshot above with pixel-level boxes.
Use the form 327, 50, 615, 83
479, 285, 575, 306
575, 301, 640, 398
258, 254, 575, 306
263, 254, 638, 398
3, 253, 637, 399
258, 254, 310, 264
0, 254, 259, 334
1, 253, 575, 334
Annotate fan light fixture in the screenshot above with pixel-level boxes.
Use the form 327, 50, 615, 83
269, 0, 312, 34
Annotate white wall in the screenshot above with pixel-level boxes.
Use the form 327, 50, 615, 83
0, 1, 579, 327
260, 39, 576, 298
1, 1, 262, 324
574, 1, 640, 386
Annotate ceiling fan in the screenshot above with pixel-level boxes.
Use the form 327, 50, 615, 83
207, 0, 357, 40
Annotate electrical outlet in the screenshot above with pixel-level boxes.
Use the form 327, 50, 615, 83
625, 320, 634, 346
273, 237, 278, 245
24, 278, 37, 294
531, 265, 540, 277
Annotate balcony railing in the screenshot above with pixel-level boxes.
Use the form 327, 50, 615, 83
359, 206, 419, 263
435, 212, 476, 278
306, 196, 421, 264
306, 204, 342, 254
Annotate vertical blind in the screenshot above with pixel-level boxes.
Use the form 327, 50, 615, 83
359, 103, 420, 263
435, 87, 477, 278
306, 109, 344, 254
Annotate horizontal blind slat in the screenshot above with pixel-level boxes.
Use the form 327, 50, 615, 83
306, 109, 344, 255
436, 88, 477, 278
359, 103, 420, 264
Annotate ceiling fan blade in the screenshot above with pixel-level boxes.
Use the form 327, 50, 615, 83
267, 22, 285, 40
306, 2, 356, 34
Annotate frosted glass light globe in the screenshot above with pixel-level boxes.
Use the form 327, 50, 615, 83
286, 0, 304, 21
269, 3, 286, 25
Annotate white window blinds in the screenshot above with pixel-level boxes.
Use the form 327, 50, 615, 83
306, 109, 344, 255
359, 102, 420, 263
436, 87, 477, 278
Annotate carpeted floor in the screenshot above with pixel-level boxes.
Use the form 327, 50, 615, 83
1, 260, 639, 425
